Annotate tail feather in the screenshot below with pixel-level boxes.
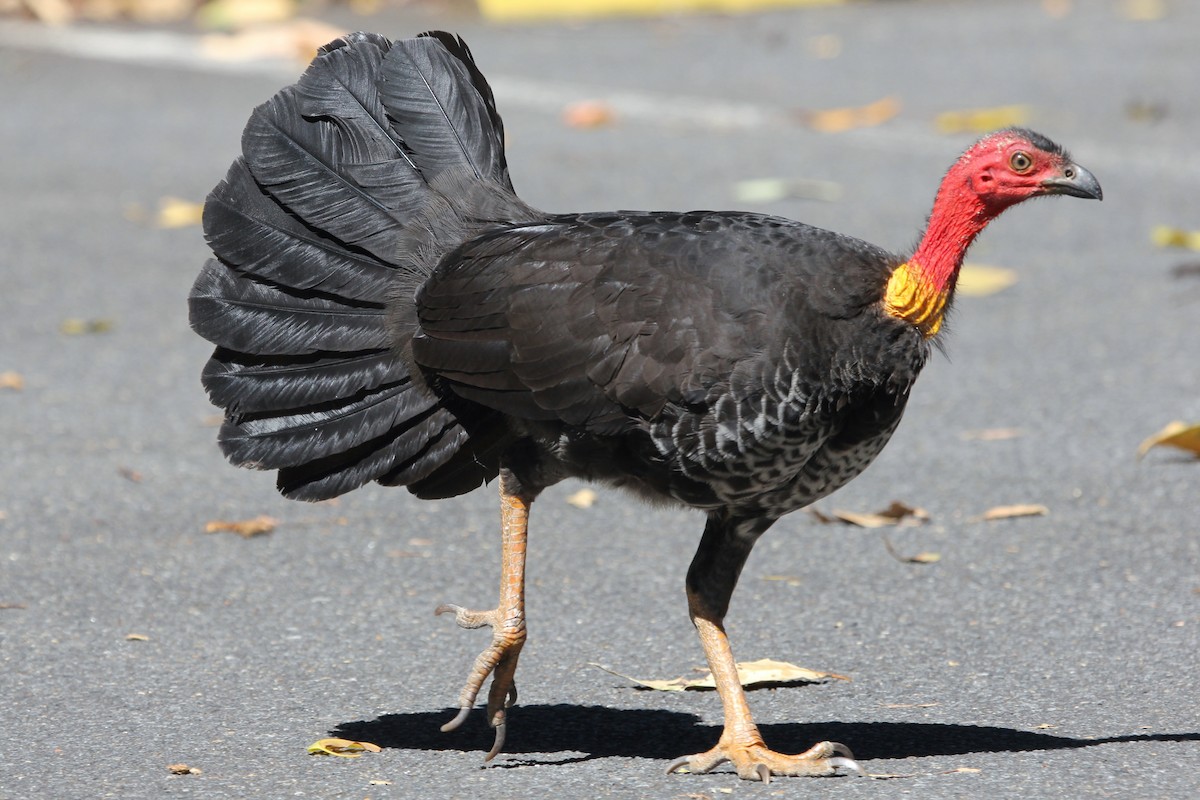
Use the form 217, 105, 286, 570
277, 405, 467, 500
379, 32, 511, 189
201, 348, 403, 416
204, 159, 397, 302
219, 379, 435, 470
191, 31, 520, 501
190, 260, 389, 355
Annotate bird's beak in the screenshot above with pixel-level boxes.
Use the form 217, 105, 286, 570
1040, 162, 1103, 200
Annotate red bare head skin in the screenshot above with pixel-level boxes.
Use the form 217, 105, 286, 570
909, 128, 1102, 294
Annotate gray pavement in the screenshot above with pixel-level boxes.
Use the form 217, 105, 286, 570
1, 1, 1197, 798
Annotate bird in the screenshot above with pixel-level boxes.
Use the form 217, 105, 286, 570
188, 31, 1101, 782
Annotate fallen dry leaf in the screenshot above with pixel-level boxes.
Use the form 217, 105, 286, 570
125, 633, 150, 642
801, 95, 900, 133
830, 501, 929, 529
1118, 0, 1166, 21
196, 0, 296, 30
762, 574, 802, 587
0, 602, 28, 610
563, 100, 616, 129
1041, 0, 1072, 19
882, 535, 941, 564
805, 33, 842, 59
60, 318, 114, 335
0, 371, 23, 391
307, 738, 381, 757
565, 488, 598, 509
204, 515, 278, 537
733, 177, 842, 204
155, 197, 205, 229
959, 427, 1024, 442
167, 763, 201, 775
591, 658, 847, 692
1170, 262, 1200, 279
975, 504, 1048, 522
1150, 225, 1200, 251
956, 264, 1019, 297
200, 19, 346, 64
117, 466, 144, 483
1137, 421, 1200, 460
935, 105, 1030, 135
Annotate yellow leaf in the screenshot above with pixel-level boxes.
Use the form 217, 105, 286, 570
204, 515, 278, 537
803, 95, 901, 133
1118, 0, 1166, 21
306, 738, 381, 757
1150, 225, 1200, 251
975, 504, 1049, 522
957, 264, 1019, 297
154, 197, 205, 229
196, 0, 297, 30
125, 633, 150, 641
591, 658, 847, 691
565, 488, 598, 509
60, 318, 114, 335
935, 105, 1030, 135
1137, 421, 1200, 460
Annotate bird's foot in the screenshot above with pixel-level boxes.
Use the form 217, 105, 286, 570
666, 738, 862, 783
434, 602, 525, 761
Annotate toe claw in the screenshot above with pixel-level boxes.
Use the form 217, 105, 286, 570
828, 741, 855, 760
440, 705, 472, 733
828, 756, 864, 776
755, 763, 771, 784
434, 603, 460, 616
484, 721, 506, 762
665, 755, 693, 775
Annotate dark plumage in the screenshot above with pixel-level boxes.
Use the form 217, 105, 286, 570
189, 31, 1101, 781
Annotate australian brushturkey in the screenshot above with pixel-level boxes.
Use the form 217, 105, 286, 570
189, 31, 1101, 781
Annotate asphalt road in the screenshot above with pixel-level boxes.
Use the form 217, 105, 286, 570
1, 1, 1197, 798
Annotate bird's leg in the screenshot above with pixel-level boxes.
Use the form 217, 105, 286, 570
666, 513, 862, 783
435, 468, 532, 761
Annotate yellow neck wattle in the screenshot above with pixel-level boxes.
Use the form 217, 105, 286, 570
883, 261, 948, 338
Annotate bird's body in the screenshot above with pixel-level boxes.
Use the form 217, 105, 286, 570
190, 31, 1100, 781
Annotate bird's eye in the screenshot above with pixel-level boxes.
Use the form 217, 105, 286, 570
1009, 151, 1033, 173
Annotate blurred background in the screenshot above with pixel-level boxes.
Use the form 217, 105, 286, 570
1, 1, 1196, 798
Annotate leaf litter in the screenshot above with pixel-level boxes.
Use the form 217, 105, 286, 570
973, 504, 1049, 522
204, 515, 278, 537
812, 500, 929, 529
591, 658, 848, 692
1137, 421, 1200, 460
307, 738, 381, 757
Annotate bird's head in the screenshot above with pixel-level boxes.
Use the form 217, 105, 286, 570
955, 128, 1103, 213
889, 129, 1101, 338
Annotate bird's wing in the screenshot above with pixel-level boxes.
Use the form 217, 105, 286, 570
411, 213, 799, 433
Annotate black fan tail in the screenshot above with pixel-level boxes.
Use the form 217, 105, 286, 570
189, 32, 531, 500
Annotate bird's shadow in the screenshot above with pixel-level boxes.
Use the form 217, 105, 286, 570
334, 705, 1199, 766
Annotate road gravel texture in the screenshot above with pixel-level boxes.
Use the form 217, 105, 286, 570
1, 1, 1197, 798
